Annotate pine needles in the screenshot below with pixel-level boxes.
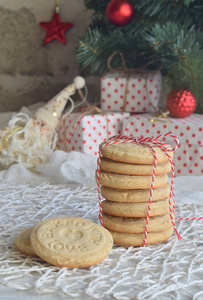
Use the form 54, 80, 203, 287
76, 0, 203, 112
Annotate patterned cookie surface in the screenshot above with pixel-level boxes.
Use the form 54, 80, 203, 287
100, 157, 171, 175
102, 212, 173, 233
30, 217, 113, 268
98, 171, 168, 189
100, 141, 173, 164
101, 183, 171, 202
15, 228, 36, 256
102, 198, 173, 217
110, 227, 174, 246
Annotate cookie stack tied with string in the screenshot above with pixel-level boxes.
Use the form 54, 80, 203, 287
97, 134, 179, 247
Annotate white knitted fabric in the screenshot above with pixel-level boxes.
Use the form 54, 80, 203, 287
0, 182, 202, 300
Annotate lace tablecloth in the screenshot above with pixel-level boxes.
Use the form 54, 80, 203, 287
0, 182, 202, 300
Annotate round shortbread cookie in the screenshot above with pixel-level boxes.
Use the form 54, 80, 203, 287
101, 183, 171, 203
30, 216, 113, 268
15, 228, 36, 256
109, 227, 173, 246
100, 140, 173, 164
102, 212, 173, 233
100, 157, 171, 175
98, 171, 168, 189
102, 198, 173, 217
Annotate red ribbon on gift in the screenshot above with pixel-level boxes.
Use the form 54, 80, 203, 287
96, 132, 182, 247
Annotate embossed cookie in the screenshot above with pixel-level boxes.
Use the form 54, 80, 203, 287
102, 198, 173, 217
30, 216, 113, 268
98, 171, 168, 189
15, 228, 36, 256
100, 157, 171, 175
100, 140, 173, 164
109, 227, 173, 246
102, 212, 173, 233
101, 183, 171, 203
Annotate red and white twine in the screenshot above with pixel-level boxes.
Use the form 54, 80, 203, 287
96, 132, 183, 247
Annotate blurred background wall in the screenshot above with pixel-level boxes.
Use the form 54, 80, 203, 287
0, 0, 95, 112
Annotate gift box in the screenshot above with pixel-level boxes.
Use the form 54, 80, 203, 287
57, 112, 130, 156
101, 72, 162, 113
122, 113, 203, 176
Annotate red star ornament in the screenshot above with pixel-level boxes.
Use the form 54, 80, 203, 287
40, 12, 73, 45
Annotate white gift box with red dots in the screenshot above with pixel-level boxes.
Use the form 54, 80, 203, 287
101, 72, 162, 113
123, 113, 203, 176
57, 112, 130, 156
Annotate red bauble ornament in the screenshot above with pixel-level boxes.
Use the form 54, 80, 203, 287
40, 12, 73, 45
166, 89, 197, 118
106, 0, 134, 26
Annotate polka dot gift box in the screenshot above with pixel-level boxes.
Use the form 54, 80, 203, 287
57, 112, 129, 156
101, 72, 162, 113
122, 113, 203, 176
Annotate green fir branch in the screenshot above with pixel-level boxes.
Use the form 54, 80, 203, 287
83, 0, 108, 12
77, 0, 203, 112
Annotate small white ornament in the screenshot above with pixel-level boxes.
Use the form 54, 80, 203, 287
73, 76, 85, 90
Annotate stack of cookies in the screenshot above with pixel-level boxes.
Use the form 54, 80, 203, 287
98, 140, 174, 246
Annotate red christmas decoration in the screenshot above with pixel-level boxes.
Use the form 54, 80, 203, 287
106, 0, 134, 26
40, 12, 73, 44
166, 89, 197, 118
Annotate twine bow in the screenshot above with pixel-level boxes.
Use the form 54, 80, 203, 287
107, 52, 160, 75
96, 132, 181, 247
107, 52, 161, 112
63, 87, 110, 145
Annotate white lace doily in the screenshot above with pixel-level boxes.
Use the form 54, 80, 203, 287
0, 182, 202, 300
